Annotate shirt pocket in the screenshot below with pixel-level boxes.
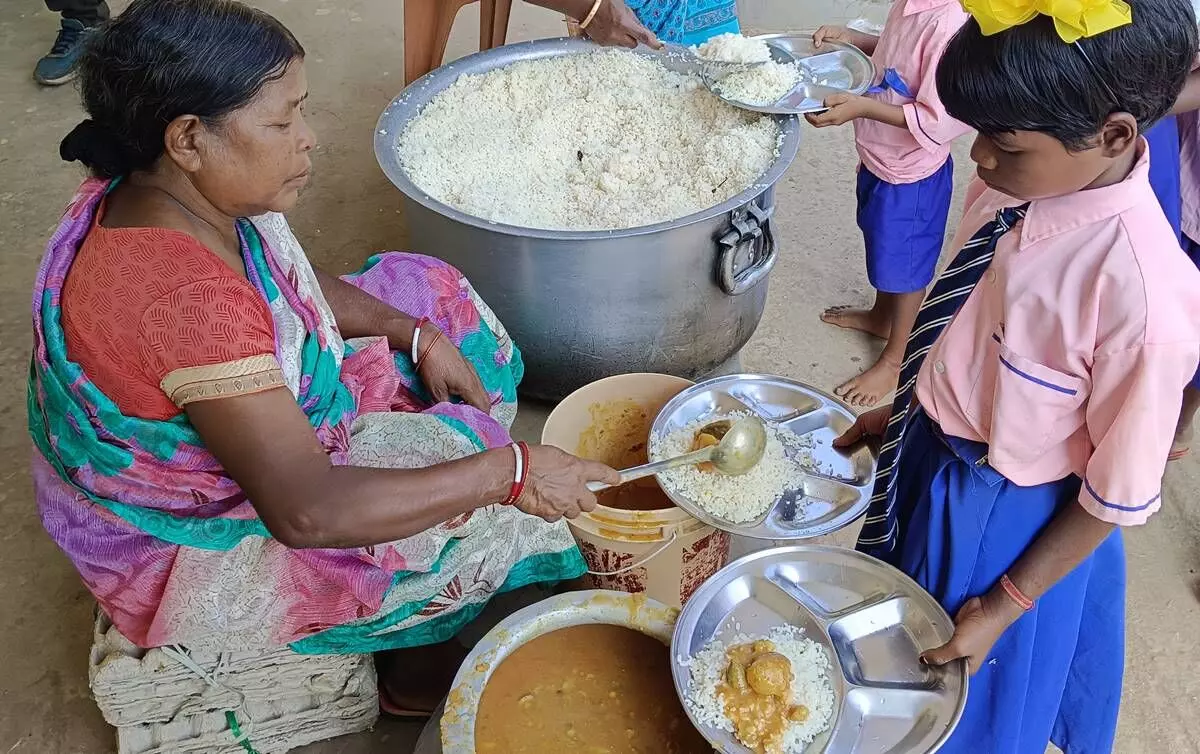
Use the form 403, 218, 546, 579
976, 333, 1089, 464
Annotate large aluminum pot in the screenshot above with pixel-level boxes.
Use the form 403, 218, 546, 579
375, 38, 801, 401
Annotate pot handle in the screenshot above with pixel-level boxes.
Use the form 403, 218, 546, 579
717, 201, 776, 296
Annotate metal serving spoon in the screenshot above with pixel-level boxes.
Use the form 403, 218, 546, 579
586, 416, 769, 492
659, 42, 772, 77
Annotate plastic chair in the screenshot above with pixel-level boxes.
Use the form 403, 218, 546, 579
404, 0, 514, 85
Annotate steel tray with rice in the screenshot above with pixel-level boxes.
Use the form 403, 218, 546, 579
649, 374, 877, 540
672, 546, 969, 753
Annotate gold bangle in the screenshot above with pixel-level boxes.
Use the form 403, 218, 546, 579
579, 0, 603, 30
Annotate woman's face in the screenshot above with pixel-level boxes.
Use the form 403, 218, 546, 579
190, 58, 316, 216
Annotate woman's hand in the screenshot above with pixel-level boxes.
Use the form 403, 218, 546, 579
833, 405, 891, 449
581, 0, 662, 49
516, 445, 621, 523
921, 590, 1024, 674
416, 324, 492, 413
812, 24, 879, 55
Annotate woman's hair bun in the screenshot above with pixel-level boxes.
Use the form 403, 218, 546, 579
60, 119, 128, 179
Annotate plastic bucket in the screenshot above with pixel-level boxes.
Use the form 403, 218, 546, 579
542, 373, 731, 608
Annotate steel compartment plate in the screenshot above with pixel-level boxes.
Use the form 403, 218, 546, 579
671, 545, 968, 753
649, 373, 876, 540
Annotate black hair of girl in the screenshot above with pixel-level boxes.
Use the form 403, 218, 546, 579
60, 0, 305, 179
936, 0, 1198, 151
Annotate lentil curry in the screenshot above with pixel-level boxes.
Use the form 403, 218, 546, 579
475, 624, 709, 754
718, 639, 809, 754
576, 399, 675, 511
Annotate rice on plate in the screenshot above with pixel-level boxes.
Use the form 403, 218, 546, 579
693, 32, 773, 63
715, 61, 804, 106
653, 411, 814, 523
682, 624, 835, 753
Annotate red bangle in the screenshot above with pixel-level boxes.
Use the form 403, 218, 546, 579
999, 574, 1034, 611
501, 441, 529, 505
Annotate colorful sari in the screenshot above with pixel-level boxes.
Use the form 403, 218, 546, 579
627, 0, 739, 45
29, 179, 585, 652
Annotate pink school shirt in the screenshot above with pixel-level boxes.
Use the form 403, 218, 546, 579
853, 0, 971, 184
916, 144, 1200, 526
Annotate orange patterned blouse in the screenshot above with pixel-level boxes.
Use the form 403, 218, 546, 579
61, 208, 285, 421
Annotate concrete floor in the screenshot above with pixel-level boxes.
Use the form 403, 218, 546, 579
1, 0, 1199, 752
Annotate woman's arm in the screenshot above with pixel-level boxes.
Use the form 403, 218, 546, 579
314, 268, 416, 351
524, 0, 660, 48
186, 387, 619, 549
313, 268, 491, 410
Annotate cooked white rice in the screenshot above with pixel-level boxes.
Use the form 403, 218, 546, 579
693, 33, 772, 64
653, 411, 814, 523
396, 50, 781, 231
715, 60, 803, 106
682, 624, 835, 752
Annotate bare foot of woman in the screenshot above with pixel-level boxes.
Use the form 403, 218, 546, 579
821, 305, 891, 339
377, 639, 470, 716
835, 356, 900, 407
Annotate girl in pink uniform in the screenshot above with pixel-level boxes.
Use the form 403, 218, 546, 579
807, 1, 971, 408
837, 0, 1200, 751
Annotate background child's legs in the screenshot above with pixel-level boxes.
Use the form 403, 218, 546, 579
823, 160, 953, 407
1145, 116, 1182, 241
1173, 234, 1200, 460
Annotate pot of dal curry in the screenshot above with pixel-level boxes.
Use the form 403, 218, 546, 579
441, 590, 710, 754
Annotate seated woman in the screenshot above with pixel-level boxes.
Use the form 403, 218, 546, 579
30, 0, 619, 712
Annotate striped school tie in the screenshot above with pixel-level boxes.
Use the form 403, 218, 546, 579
857, 203, 1030, 558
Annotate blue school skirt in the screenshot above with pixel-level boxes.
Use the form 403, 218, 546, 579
857, 160, 954, 294
1146, 116, 1182, 241
871, 409, 1125, 754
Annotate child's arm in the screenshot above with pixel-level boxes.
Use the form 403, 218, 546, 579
924, 341, 1198, 674
805, 94, 906, 128
806, 18, 969, 146
813, 25, 880, 56
921, 503, 1115, 672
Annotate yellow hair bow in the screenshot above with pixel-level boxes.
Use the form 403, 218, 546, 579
961, 0, 1133, 43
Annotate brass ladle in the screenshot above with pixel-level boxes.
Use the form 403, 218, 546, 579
587, 416, 768, 492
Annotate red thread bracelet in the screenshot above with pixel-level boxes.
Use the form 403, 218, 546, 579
501, 441, 530, 505
999, 574, 1033, 611
415, 329, 443, 373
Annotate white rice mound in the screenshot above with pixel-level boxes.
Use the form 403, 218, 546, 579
716, 60, 803, 106
693, 32, 772, 63
653, 411, 813, 523
396, 49, 782, 231
683, 624, 835, 751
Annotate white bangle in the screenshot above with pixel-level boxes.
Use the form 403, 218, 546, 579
411, 322, 422, 365
511, 441, 524, 485
580, 0, 603, 30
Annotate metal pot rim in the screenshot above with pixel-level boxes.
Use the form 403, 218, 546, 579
374, 37, 801, 241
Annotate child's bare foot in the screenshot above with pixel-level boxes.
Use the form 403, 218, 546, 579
821, 305, 891, 340
1170, 423, 1192, 462
835, 356, 900, 407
